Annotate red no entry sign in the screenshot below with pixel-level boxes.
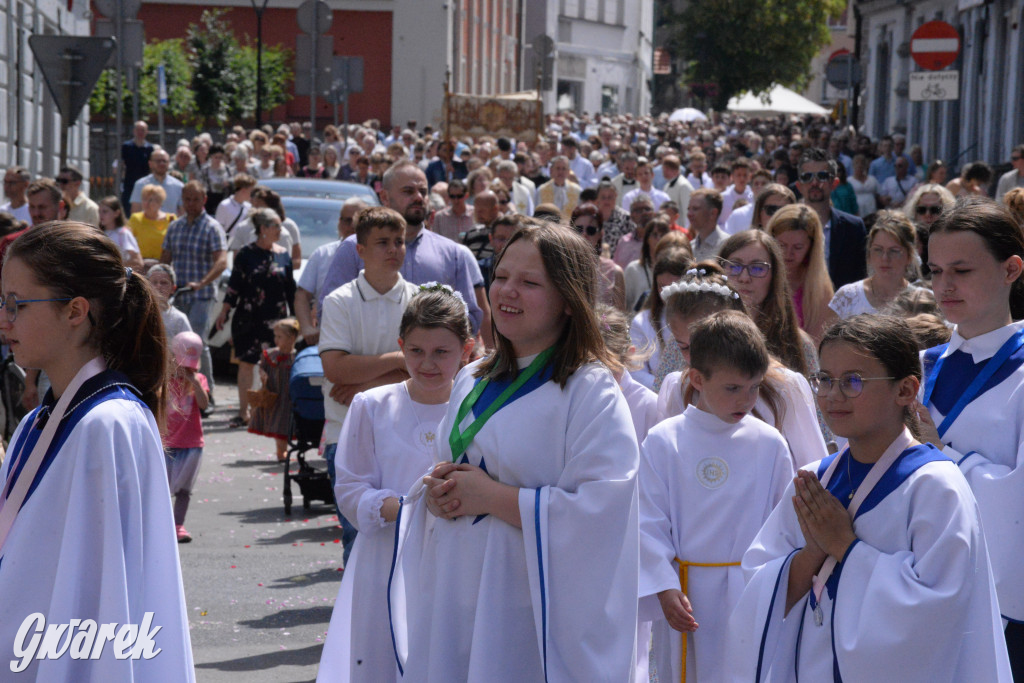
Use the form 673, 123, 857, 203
911, 21, 960, 71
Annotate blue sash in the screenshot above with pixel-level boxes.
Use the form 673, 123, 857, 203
1, 371, 144, 511
922, 327, 1024, 438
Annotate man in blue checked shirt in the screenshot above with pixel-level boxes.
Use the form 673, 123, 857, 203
161, 181, 227, 395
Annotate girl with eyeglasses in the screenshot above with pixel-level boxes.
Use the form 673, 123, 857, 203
719, 230, 811, 377
571, 202, 625, 311
0, 222, 195, 679
825, 211, 922, 321
726, 314, 1011, 681
919, 198, 1024, 675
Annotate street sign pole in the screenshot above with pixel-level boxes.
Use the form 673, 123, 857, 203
29, 36, 116, 167
157, 63, 167, 148
115, 0, 124, 149
310, 11, 318, 135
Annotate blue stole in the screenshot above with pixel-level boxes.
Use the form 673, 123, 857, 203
922, 327, 1024, 438
1, 370, 145, 514
813, 444, 951, 605
470, 362, 555, 420
461, 362, 554, 524
811, 443, 951, 682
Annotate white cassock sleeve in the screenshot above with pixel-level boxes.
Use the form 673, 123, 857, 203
517, 370, 640, 682
0, 400, 194, 682
951, 440, 1024, 620
333, 392, 399, 532
636, 433, 681, 620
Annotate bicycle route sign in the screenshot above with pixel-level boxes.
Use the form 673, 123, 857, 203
909, 70, 959, 102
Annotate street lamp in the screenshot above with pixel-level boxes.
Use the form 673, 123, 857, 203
250, 0, 271, 127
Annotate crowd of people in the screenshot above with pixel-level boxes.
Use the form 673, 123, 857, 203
0, 108, 1023, 681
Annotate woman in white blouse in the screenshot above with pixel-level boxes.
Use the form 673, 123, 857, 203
849, 153, 880, 218
827, 210, 920, 320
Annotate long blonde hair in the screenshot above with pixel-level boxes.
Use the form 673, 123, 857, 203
767, 204, 833, 339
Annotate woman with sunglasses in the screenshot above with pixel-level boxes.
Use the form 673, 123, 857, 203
624, 214, 672, 312
750, 183, 796, 230
826, 211, 921, 321
903, 183, 955, 278
570, 203, 625, 311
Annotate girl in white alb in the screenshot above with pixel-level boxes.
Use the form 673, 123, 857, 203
0, 223, 194, 681
918, 198, 1024, 672
726, 314, 1011, 681
317, 285, 474, 683
389, 224, 641, 682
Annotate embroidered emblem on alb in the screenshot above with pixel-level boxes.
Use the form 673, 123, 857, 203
696, 457, 729, 489
415, 423, 438, 451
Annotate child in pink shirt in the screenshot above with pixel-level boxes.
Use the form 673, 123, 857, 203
165, 331, 210, 543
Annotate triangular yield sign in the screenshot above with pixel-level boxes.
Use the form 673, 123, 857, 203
29, 35, 116, 123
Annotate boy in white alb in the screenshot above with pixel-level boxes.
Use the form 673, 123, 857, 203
639, 311, 794, 682
319, 207, 419, 554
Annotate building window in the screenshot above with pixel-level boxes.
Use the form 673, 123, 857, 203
601, 84, 619, 115
557, 79, 582, 112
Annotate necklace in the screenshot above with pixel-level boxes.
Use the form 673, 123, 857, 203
846, 453, 856, 500
404, 382, 443, 453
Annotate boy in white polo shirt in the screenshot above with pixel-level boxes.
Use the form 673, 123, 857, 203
319, 206, 419, 557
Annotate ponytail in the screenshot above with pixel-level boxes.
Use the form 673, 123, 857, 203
6, 221, 168, 420
104, 270, 167, 421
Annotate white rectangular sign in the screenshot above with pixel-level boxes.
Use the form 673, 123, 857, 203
909, 70, 959, 101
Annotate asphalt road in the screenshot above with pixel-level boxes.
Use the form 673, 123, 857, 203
181, 380, 344, 683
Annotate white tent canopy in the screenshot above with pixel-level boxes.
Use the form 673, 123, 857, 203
726, 85, 829, 116
668, 107, 708, 123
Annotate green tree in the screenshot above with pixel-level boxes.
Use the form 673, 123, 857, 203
187, 9, 242, 126
138, 39, 195, 121
89, 40, 194, 122
228, 41, 294, 122
664, 0, 846, 110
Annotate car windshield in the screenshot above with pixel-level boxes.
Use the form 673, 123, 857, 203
282, 199, 344, 255
261, 179, 378, 203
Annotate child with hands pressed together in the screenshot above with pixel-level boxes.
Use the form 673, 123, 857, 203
639, 311, 793, 683
316, 285, 474, 683
389, 222, 641, 682
726, 315, 1011, 682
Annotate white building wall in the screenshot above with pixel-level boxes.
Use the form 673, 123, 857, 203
526, 0, 651, 116
0, 0, 91, 197
858, 0, 1024, 170
391, 0, 452, 131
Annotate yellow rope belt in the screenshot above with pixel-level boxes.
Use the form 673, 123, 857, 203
675, 559, 741, 683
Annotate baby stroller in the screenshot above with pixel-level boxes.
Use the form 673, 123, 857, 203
283, 345, 335, 515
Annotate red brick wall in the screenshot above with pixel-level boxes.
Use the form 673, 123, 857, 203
135, 5, 393, 128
